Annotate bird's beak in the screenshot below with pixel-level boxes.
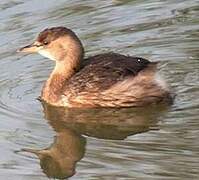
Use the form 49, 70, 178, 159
18, 41, 42, 53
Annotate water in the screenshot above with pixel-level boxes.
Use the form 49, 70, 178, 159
0, 0, 199, 179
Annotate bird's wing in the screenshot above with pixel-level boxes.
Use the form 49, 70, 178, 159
63, 53, 153, 96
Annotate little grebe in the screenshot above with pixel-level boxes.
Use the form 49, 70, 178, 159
18, 27, 172, 107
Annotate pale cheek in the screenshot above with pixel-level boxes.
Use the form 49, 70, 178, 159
38, 50, 56, 61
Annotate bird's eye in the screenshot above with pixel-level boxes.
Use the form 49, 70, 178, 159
43, 41, 49, 45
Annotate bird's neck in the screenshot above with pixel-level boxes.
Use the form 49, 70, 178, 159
41, 51, 82, 104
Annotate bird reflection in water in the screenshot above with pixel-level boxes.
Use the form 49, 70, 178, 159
22, 102, 169, 179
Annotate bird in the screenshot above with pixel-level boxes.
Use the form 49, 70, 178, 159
18, 26, 173, 108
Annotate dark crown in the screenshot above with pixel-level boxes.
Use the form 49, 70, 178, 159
37, 27, 77, 45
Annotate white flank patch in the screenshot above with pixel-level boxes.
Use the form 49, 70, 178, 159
38, 50, 56, 61
154, 72, 168, 90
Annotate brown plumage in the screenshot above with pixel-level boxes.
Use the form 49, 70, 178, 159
19, 27, 173, 108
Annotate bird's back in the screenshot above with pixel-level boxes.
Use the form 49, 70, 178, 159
61, 53, 171, 107
64, 53, 150, 94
